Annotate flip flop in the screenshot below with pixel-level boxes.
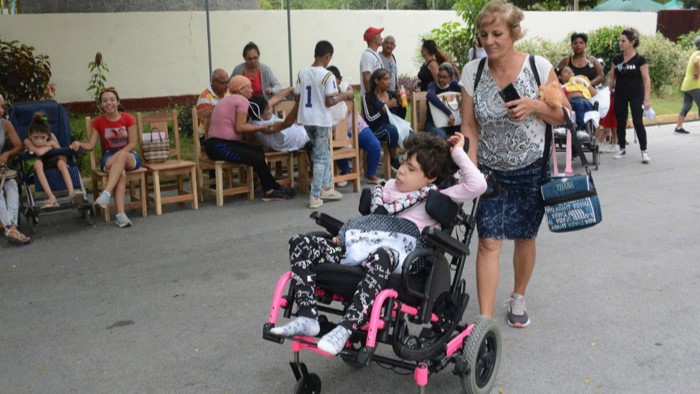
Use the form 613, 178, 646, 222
5, 228, 30, 246
42, 199, 59, 209
70, 191, 85, 206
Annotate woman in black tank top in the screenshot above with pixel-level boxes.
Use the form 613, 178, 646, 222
557, 32, 604, 87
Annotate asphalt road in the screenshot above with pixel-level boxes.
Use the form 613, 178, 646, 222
2, 123, 699, 394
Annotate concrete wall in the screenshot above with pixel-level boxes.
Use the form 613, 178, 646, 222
19, 0, 258, 13
0, 10, 657, 103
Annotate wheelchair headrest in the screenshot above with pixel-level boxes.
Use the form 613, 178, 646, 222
359, 187, 372, 215
425, 189, 459, 229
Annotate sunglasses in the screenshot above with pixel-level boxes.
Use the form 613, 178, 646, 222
99, 86, 118, 94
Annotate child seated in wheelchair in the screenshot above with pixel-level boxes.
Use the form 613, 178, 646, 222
270, 132, 486, 355
22, 112, 83, 209
560, 66, 597, 132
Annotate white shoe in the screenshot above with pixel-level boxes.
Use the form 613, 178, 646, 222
93, 191, 111, 209
641, 150, 651, 164
613, 149, 626, 160
336, 181, 349, 188
576, 130, 590, 143
115, 213, 132, 228
601, 143, 619, 153
309, 196, 323, 209
319, 189, 343, 201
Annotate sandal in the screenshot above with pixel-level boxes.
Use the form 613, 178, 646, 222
70, 191, 85, 207
42, 198, 59, 209
5, 228, 31, 246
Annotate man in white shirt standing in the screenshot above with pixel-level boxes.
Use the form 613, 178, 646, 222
359, 26, 384, 96
379, 35, 398, 93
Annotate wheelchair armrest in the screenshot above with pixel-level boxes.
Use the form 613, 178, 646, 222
401, 248, 437, 301
20, 148, 77, 162
422, 227, 467, 258
309, 211, 344, 236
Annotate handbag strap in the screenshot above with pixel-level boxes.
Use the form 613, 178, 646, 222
549, 107, 591, 177
148, 127, 164, 143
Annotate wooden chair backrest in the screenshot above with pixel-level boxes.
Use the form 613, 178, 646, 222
411, 91, 428, 132
272, 100, 296, 119
332, 100, 357, 148
136, 110, 181, 161
191, 107, 207, 162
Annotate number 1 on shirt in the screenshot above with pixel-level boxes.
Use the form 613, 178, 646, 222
305, 86, 312, 108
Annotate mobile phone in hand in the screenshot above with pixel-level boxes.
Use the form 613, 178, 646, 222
499, 83, 520, 103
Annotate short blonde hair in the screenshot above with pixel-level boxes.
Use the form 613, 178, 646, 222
476, 0, 525, 42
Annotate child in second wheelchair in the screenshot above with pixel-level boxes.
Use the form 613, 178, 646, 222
23, 112, 83, 209
270, 132, 487, 355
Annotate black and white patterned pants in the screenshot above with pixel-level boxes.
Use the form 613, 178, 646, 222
288, 234, 399, 331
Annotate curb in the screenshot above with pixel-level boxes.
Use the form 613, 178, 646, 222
633, 113, 698, 127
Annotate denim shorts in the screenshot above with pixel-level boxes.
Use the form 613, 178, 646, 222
100, 149, 142, 172
476, 158, 548, 240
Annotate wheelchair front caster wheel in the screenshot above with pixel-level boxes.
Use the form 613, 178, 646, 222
294, 372, 321, 394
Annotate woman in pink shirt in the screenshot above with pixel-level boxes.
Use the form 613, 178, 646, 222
205, 76, 295, 201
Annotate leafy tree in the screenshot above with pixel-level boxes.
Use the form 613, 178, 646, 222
0, 38, 52, 106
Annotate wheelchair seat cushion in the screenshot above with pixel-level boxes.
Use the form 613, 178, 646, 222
338, 214, 424, 273
315, 263, 427, 306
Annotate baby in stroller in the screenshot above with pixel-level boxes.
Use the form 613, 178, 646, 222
270, 132, 487, 356
560, 66, 596, 133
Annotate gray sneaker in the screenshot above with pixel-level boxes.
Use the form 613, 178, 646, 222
309, 196, 323, 209
641, 150, 651, 164
115, 213, 132, 228
319, 188, 343, 201
507, 293, 530, 328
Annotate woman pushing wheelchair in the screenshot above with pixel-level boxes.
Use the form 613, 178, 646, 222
270, 132, 487, 356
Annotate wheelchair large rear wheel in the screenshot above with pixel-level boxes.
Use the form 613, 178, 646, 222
293, 372, 321, 394
460, 317, 501, 394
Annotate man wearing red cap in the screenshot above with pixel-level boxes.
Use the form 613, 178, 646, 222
359, 26, 384, 96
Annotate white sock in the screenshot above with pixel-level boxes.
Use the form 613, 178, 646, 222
269, 317, 320, 338
317, 325, 351, 356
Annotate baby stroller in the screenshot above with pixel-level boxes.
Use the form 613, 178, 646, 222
8, 100, 94, 232
263, 182, 501, 394
554, 59, 610, 170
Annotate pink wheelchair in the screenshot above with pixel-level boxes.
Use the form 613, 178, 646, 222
263, 186, 502, 394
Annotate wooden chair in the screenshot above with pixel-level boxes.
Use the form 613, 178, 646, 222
136, 110, 198, 215
411, 91, 428, 134
269, 100, 300, 188
298, 100, 361, 193
84, 116, 148, 222
191, 108, 254, 206
330, 100, 361, 192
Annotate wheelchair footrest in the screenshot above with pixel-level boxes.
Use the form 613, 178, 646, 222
262, 323, 285, 344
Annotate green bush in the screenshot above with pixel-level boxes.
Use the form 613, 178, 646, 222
587, 25, 625, 71
0, 38, 52, 106
677, 30, 700, 50
638, 33, 688, 96
515, 37, 570, 66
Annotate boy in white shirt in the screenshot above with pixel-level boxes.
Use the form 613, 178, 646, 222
295, 40, 355, 209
